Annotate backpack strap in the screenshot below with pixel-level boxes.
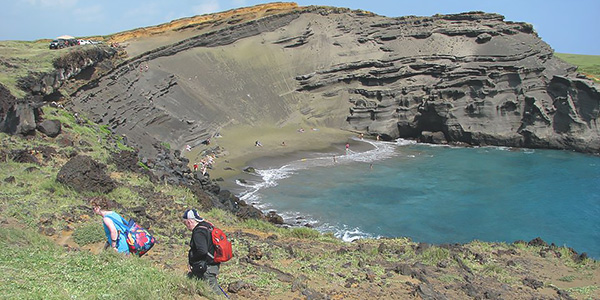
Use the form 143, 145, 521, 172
104, 213, 129, 236
196, 224, 215, 260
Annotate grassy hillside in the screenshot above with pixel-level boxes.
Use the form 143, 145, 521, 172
555, 53, 600, 81
1, 106, 599, 299
0, 40, 68, 98
0, 226, 212, 299
0, 30, 599, 299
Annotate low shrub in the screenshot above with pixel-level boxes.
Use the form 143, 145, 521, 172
288, 227, 320, 239
72, 222, 105, 246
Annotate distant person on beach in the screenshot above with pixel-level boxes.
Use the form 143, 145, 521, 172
183, 209, 224, 296
345, 143, 350, 154
333, 155, 337, 163
281, 141, 286, 146
255, 140, 263, 147
90, 196, 130, 255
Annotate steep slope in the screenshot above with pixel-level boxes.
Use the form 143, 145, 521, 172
68, 5, 600, 159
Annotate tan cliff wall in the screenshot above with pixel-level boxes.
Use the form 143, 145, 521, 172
107, 2, 299, 43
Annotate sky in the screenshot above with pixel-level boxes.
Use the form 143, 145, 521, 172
1, 0, 598, 55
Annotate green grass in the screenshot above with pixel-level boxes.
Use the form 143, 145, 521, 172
438, 274, 464, 284
555, 53, 600, 81
1, 72, 598, 299
72, 222, 106, 246
418, 246, 450, 266
566, 285, 599, 298
558, 275, 576, 282
0, 226, 216, 299
288, 227, 321, 239
0, 40, 66, 97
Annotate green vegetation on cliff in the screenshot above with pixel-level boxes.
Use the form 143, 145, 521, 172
0, 20, 599, 297
1, 106, 599, 299
0, 226, 211, 299
0, 40, 65, 98
556, 53, 600, 82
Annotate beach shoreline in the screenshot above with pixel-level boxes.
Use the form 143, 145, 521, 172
185, 124, 376, 189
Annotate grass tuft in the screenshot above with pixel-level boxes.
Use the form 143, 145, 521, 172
555, 53, 600, 81
418, 246, 450, 266
0, 226, 217, 299
72, 222, 106, 246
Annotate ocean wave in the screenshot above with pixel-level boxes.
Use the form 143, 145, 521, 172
235, 137, 409, 240
318, 223, 377, 242
234, 141, 600, 257
395, 138, 418, 146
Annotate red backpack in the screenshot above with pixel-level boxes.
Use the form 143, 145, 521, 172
201, 222, 233, 263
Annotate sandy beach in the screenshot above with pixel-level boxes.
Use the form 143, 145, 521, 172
184, 123, 374, 188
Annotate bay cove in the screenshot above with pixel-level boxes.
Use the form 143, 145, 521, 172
236, 141, 600, 259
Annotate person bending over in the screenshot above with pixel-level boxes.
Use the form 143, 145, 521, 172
90, 196, 130, 254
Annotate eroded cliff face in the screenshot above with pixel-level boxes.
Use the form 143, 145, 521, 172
68, 5, 600, 157
0, 46, 118, 136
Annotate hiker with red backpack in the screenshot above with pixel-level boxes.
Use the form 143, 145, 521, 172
183, 209, 232, 296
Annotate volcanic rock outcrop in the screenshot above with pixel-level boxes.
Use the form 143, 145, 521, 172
63, 4, 599, 157
0, 46, 118, 136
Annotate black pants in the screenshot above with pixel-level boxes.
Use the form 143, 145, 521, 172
188, 262, 222, 295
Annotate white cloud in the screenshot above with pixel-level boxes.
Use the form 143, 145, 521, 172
192, 0, 221, 15
19, 0, 78, 8
73, 4, 104, 23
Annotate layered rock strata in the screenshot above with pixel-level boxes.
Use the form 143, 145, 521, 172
64, 6, 599, 157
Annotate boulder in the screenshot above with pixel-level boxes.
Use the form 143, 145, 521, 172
266, 211, 284, 224
56, 155, 116, 193
419, 131, 448, 144
527, 237, 548, 247
236, 202, 264, 220
476, 33, 492, 43
216, 190, 240, 212
228, 281, 256, 293
522, 277, 544, 290
110, 149, 140, 172
248, 246, 263, 260
10, 149, 40, 165
37, 119, 61, 138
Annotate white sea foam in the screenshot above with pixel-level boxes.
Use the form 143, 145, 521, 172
395, 138, 418, 146
318, 223, 377, 242
235, 137, 408, 240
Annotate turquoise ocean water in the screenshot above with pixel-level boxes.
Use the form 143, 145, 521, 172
236, 139, 600, 258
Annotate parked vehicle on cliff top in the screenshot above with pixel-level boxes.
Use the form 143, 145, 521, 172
66, 39, 78, 46
49, 39, 67, 49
